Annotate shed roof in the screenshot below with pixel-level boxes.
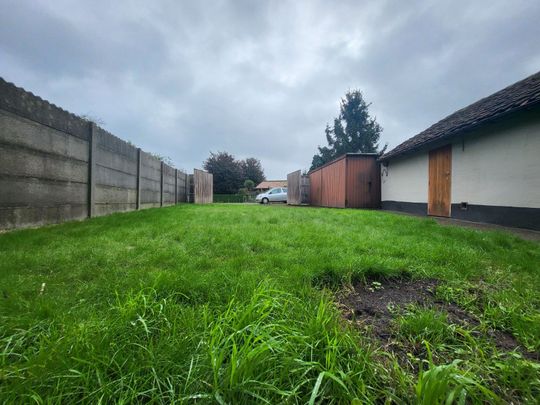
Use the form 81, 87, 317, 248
255, 180, 287, 189
308, 153, 379, 174
381, 70, 540, 161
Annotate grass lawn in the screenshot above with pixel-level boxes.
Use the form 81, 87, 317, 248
1, 204, 539, 403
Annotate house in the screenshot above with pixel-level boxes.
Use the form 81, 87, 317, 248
309, 153, 380, 208
255, 180, 287, 191
379, 71, 540, 230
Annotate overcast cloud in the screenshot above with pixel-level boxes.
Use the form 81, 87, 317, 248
1, 0, 539, 178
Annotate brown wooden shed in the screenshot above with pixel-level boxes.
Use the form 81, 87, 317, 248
309, 153, 381, 208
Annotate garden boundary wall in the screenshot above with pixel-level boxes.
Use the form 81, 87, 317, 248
0, 77, 192, 230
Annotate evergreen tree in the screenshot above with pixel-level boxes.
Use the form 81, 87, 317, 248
241, 158, 266, 186
203, 153, 267, 194
203, 152, 243, 194
310, 90, 385, 170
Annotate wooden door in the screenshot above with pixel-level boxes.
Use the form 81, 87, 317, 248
428, 145, 452, 217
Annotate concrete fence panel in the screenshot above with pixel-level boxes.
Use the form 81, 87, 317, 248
0, 99, 90, 229
139, 151, 162, 209
0, 77, 190, 230
162, 164, 176, 206
94, 127, 139, 216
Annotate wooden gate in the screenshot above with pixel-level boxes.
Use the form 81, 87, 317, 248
194, 169, 213, 204
287, 170, 310, 205
428, 145, 452, 217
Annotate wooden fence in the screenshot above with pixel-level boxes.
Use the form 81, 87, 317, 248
194, 169, 213, 204
287, 170, 310, 205
308, 154, 380, 208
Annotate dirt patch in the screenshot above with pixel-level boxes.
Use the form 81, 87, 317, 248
338, 277, 537, 361
339, 278, 438, 340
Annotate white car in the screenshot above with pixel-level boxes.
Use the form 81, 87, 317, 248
256, 187, 288, 204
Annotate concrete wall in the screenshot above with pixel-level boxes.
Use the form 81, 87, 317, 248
140, 151, 162, 209
0, 77, 189, 230
94, 126, 138, 216
0, 108, 90, 229
451, 113, 540, 208
162, 164, 176, 205
381, 152, 428, 203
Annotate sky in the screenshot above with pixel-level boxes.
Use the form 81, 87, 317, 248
1, 0, 539, 178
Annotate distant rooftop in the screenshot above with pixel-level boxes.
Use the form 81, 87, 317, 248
255, 180, 287, 189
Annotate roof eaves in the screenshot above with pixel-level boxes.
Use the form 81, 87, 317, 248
380, 96, 540, 162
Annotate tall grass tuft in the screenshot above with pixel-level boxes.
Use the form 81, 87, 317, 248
201, 285, 382, 403
415, 343, 500, 405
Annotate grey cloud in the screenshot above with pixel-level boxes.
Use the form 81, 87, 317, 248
0, 1, 168, 79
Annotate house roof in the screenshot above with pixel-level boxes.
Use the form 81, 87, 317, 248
255, 180, 287, 189
381, 70, 540, 161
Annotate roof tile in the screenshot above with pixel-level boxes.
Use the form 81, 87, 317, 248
381, 71, 540, 160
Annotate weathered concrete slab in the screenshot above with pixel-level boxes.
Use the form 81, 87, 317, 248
140, 188, 161, 204
95, 147, 138, 176
94, 185, 137, 205
95, 165, 137, 189
94, 203, 137, 216
140, 202, 161, 209
0, 144, 88, 183
0, 109, 89, 162
0, 204, 87, 230
0, 177, 87, 207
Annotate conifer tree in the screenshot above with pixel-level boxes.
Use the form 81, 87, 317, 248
311, 90, 385, 170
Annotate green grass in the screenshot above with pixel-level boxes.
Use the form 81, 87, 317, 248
0, 204, 539, 403
396, 308, 453, 346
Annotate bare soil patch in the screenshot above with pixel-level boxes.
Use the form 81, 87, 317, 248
338, 277, 536, 360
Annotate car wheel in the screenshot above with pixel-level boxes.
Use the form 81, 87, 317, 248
262, 198, 269, 204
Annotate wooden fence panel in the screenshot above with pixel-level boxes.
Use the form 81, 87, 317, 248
309, 170, 322, 206
287, 170, 310, 205
300, 174, 310, 204
287, 170, 301, 205
194, 169, 213, 204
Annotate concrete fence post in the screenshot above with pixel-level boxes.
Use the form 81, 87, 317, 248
136, 148, 141, 210
88, 122, 96, 218
174, 169, 178, 204
160, 161, 164, 207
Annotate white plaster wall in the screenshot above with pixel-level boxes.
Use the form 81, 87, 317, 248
381, 152, 428, 202
452, 116, 540, 208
